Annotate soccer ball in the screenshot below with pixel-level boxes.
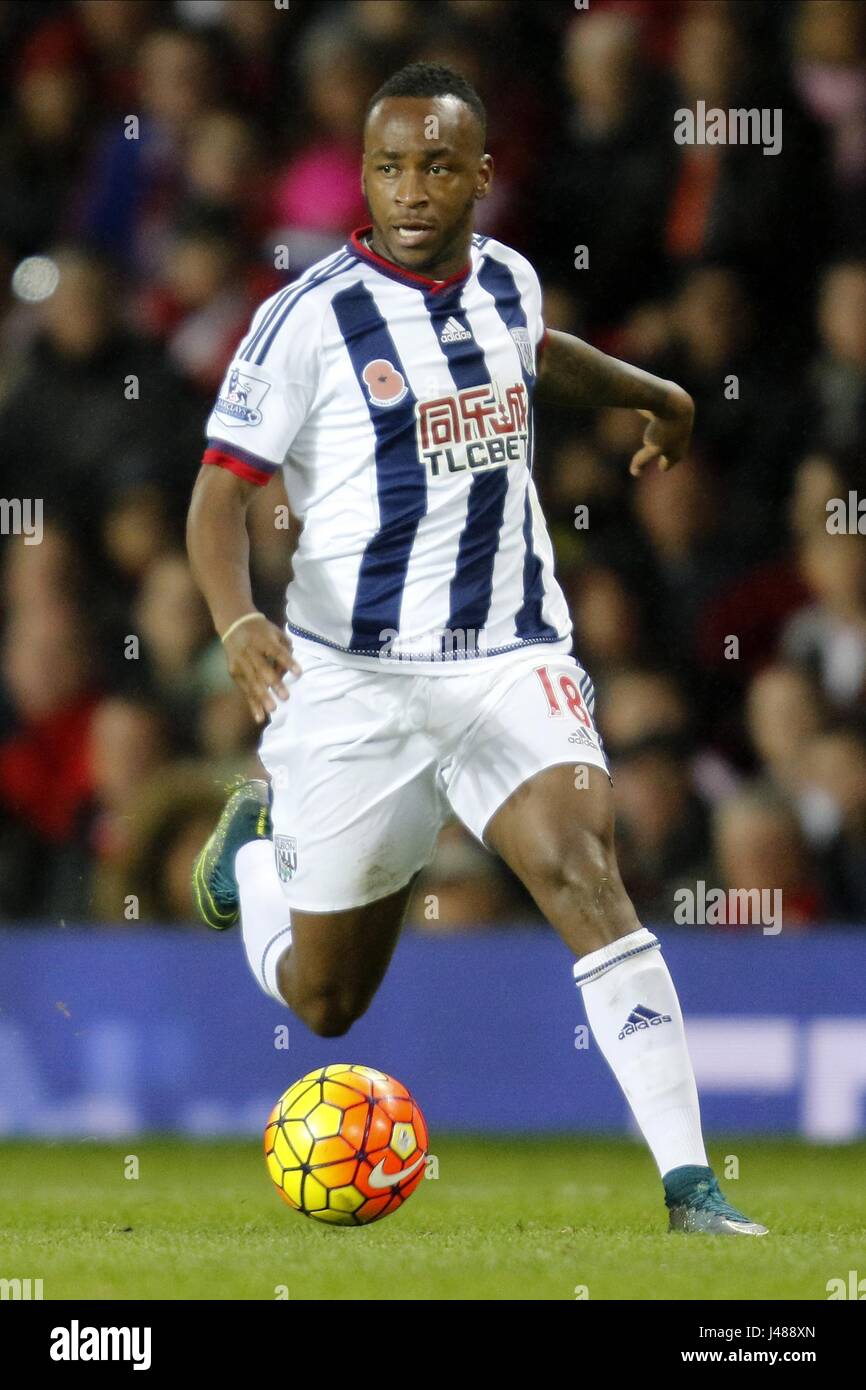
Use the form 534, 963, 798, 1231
264, 1064, 428, 1225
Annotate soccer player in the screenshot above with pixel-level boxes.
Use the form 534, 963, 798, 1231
187, 63, 767, 1236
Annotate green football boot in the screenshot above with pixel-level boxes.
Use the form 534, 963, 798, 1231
664, 1165, 769, 1236
192, 778, 272, 930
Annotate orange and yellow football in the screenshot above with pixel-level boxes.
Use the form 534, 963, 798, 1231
264, 1064, 428, 1225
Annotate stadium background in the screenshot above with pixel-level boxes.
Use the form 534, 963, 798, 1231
0, 0, 864, 1141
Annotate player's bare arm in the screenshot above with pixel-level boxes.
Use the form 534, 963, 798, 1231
535, 329, 694, 475
186, 464, 301, 724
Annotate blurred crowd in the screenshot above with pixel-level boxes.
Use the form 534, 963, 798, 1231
0, 0, 864, 931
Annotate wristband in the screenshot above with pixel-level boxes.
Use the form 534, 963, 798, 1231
220, 612, 264, 644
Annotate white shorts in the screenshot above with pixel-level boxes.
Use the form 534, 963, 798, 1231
258, 641, 610, 912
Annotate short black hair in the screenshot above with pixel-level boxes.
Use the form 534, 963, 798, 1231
365, 62, 487, 151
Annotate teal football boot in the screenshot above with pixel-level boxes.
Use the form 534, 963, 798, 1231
192, 779, 272, 930
664, 1165, 769, 1235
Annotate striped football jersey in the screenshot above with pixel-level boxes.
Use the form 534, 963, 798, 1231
202, 225, 574, 675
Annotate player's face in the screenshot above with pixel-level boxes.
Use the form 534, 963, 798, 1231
362, 95, 492, 279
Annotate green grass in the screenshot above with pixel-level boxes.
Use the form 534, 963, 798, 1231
1, 1137, 863, 1300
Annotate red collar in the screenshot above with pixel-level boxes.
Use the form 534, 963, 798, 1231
347, 225, 472, 294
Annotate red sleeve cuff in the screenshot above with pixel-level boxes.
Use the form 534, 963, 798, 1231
202, 442, 278, 486
537, 326, 549, 360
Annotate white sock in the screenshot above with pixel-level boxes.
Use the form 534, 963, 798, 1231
235, 839, 292, 1005
574, 927, 709, 1177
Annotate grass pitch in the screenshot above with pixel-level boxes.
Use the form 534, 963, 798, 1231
1, 1137, 863, 1300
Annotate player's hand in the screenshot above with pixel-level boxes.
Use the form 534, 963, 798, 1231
629, 386, 694, 476
221, 613, 303, 725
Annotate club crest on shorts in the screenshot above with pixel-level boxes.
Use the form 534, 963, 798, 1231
214, 366, 270, 427
275, 835, 298, 882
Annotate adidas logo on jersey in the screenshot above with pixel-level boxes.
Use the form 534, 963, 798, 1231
618, 1004, 673, 1039
440, 316, 472, 343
